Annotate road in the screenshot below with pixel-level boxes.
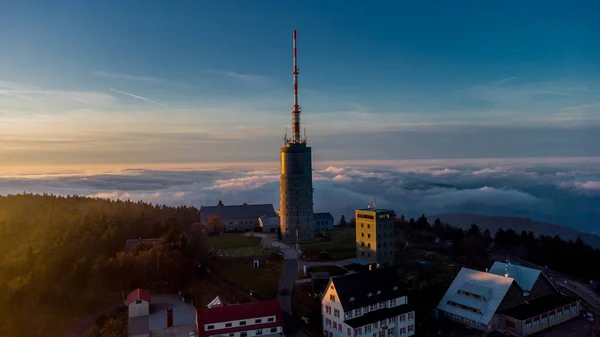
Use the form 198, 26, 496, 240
554, 277, 600, 312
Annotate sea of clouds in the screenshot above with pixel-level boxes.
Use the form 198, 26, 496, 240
1, 157, 600, 235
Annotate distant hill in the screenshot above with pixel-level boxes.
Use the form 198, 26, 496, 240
434, 213, 600, 248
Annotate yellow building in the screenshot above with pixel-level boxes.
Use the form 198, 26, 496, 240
355, 207, 395, 267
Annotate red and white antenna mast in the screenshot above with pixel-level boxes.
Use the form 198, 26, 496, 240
292, 29, 302, 143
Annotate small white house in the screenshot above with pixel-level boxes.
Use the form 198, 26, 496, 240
126, 288, 152, 318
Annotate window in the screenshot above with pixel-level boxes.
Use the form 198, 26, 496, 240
368, 225, 371, 229
333, 322, 337, 329
408, 325, 414, 332
267, 317, 274, 322
377, 290, 382, 295
241, 332, 247, 337
365, 325, 372, 333
355, 308, 362, 316
408, 312, 414, 320
387, 328, 394, 336
338, 324, 342, 332
346, 311, 353, 319
135, 299, 142, 304
350, 297, 355, 302
355, 328, 362, 335
207, 325, 215, 330
361, 242, 365, 247
225, 323, 233, 327
255, 319, 262, 323
230, 334, 235, 337
239, 321, 246, 326
348, 328, 352, 336
330, 294, 336, 302
399, 328, 405, 335
368, 234, 371, 238
389, 316, 396, 323
400, 315, 405, 323
255, 329, 263, 335
378, 331, 385, 337
368, 243, 371, 248
361, 233, 364, 237
361, 224, 364, 228
390, 299, 396, 306
326, 318, 332, 327
326, 305, 332, 314
270, 328, 278, 333
368, 292, 373, 297
334, 309, 340, 318
371, 304, 377, 311
372, 323, 378, 330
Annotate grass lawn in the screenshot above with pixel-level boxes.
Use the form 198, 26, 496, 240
297, 228, 356, 261
204, 233, 262, 249
213, 252, 283, 300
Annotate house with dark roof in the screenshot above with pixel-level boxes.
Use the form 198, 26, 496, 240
314, 212, 335, 231
321, 267, 416, 337
200, 203, 277, 232
195, 300, 284, 337
437, 262, 579, 336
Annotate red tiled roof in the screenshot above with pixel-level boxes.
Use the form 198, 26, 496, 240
196, 300, 283, 337
126, 288, 151, 305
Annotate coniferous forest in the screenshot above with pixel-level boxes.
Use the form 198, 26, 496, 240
0, 194, 201, 336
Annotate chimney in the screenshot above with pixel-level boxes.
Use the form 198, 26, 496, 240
167, 306, 173, 327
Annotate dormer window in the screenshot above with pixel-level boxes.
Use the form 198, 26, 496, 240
367, 292, 372, 297
349, 297, 355, 301
393, 286, 398, 290
376, 290, 381, 295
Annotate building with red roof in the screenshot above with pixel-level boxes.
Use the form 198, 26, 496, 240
196, 300, 285, 337
126, 288, 152, 318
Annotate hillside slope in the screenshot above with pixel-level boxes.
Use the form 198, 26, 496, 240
435, 213, 600, 248
0, 194, 200, 337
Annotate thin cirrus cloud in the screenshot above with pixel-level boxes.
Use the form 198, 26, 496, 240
1, 157, 600, 237
108, 88, 161, 105
92, 70, 162, 82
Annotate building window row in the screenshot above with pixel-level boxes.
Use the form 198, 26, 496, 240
206, 317, 275, 330
447, 300, 483, 315
457, 289, 487, 301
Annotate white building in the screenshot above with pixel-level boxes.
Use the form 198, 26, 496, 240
437, 262, 580, 336
259, 216, 280, 233
126, 288, 151, 318
321, 267, 416, 337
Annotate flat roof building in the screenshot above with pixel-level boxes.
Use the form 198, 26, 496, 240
354, 207, 395, 267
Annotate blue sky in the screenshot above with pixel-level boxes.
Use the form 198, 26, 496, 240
1, 1, 600, 166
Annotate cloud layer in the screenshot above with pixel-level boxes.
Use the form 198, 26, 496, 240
2, 158, 600, 235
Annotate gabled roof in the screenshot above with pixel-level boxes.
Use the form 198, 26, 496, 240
437, 267, 516, 325
124, 238, 162, 252
328, 266, 407, 311
488, 261, 541, 292
196, 300, 282, 332
126, 288, 151, 305
200, 204, 276, 222
206, 296, 227, 308
314, 212, 334, 221
259, 216, 280, 227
